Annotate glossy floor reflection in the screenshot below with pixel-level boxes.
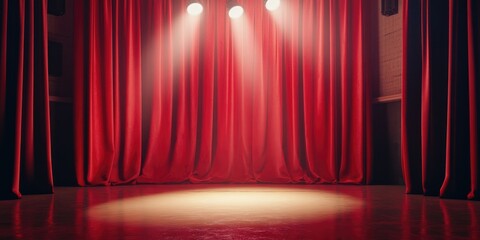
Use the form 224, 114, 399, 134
1, 185, 479, 240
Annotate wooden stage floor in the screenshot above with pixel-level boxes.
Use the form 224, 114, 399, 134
1, 184, 479, 239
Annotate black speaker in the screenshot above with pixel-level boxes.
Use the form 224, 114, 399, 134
48, 0, 65, 16
381, 0, 398, 16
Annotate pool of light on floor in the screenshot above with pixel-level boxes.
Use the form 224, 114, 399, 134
88, 187, 362, 227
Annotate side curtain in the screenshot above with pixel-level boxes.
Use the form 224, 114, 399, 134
73, 0, 372, 185
0, 0, 53, 199
402, 0, 480, 199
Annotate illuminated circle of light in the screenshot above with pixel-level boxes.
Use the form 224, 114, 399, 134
265, 0, 281, 11
228, 5, 244, 19
88, 187, 362, 227
187, 2, 203, 16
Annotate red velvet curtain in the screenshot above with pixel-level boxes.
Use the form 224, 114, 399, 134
402, 0, 480, 199
0, 0, 53, 199
73, 0, 372, 185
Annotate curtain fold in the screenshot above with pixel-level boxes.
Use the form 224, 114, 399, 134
0, 0, 53, 199
73, 0, 142, 185
402, 0, 480, 199
73, 0, 372, 185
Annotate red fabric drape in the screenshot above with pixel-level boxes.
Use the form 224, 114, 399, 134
73, 0, 142, 186
0, 0, 53, 199
73, 0, 372, 185
402, 0, 480, 199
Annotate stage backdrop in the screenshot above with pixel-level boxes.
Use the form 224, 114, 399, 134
402, 0, 480, 199
72, 0, 373, 186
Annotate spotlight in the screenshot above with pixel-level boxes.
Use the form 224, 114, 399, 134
227, 0, 244, 19
187, 1, 203, 16
264, 0, 281, 11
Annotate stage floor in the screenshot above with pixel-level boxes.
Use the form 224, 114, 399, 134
1, 184, 479, 239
